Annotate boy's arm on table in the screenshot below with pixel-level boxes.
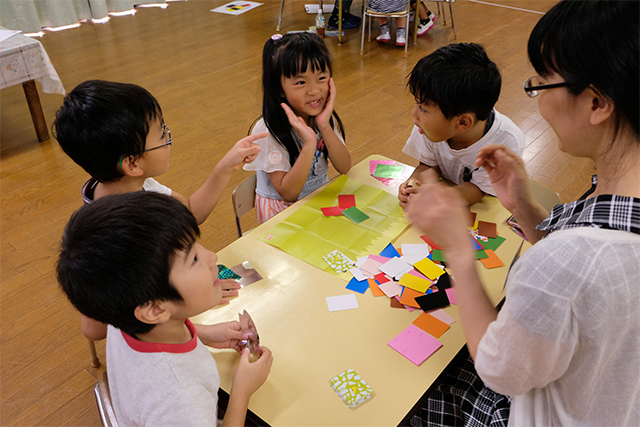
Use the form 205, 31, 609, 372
221, 347, 273, 427
406, 184, 497, 359
268, 104, 318, 202
171, 133, 266, 224
476, 144, 549, 244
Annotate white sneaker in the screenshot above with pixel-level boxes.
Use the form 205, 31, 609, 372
417, 18, 434, 36
428, 11, 437, 23
396, 28, 406, 46
377, 27, 390, 42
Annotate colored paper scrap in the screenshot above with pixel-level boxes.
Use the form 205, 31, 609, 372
342, 206, 370, 224
321, 206, 344, 216
475, 250, 489, 260
434, 272, 452, 289
477, 221, 497, 238
346, 277, 369, 294
399, 287, 425, 308
360, 259, 383, 277
470, 235, 483, 250
401, 243, 431, 257
374, 272, 390, 284
338, 194, 356, 209
368, 279, 386, 296
326, 294, 359, 312
368, 254, 392, 264
388, 324, 443, 366
431, 249, 447, 262
323, 250, 356, 273
399, 272, 431, 293
469, 211, 478, 228
390, 297, 405, 309
445, 287, 457, 305
414, 258, 446, 281
480, 249, 504, 269
329, 369, 373, 408
369, 160, 396, 175
481, 235, 506, 252
420, 235, 442, 250
415, 289, 450, 312
349, 268, 372, 282
379, 257, 412, 279
379, 243, 401, 258
373, 164, 403, 178
428, 308, 456, 325
413, 312, 450, 338
379, 281, 403, 298
218, 264, 241, 280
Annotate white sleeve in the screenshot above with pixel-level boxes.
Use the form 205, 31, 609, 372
243, 119, 292, 173
143, 178, 172, 195
401, 126, 439, 167
145, 384, 218, 427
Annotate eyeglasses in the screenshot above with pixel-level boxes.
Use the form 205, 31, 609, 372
523, 76, 569, 98
143, 121, 172, 152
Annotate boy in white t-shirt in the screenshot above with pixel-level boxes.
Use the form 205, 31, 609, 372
398, 43, 525, 207
57, 192, 273, 426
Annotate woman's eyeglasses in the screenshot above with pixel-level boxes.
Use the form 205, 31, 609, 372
523, 76, 569, 98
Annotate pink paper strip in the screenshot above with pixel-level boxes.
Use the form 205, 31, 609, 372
388, 324, 443, 366
368, 254, 392, 264
445, 288, 457, 305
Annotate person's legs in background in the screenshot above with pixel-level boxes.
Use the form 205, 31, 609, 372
413, 1, 436, 36
375, 17, 407, 46
328, 0, 361, 29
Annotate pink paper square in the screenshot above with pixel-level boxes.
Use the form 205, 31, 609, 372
369, 160, 396, 174
368, 254, 391, 264
445, 288, 457, 305
388, 324, 443, 366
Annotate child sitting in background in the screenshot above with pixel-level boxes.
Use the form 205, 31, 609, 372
54, 80, 265, 340
57, 192, 273, 426
244, 33, 351, 223
398, 43, 525, 207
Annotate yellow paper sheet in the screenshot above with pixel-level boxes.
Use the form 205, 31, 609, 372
260, 175, 410, 279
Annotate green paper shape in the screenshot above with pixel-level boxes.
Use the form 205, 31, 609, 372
373, 164, 402, 178
431, 249, 447, 262
475, 250, 489, 260
218, 264, 241, 280
480, 235, 506, 252
342, 206, 370, 224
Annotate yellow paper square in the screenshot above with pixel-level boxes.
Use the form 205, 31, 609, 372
414, 258, 445, 280
398, 273, 431, 293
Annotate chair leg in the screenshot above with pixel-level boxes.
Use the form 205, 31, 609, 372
89, 339, 101, 368
276, 0, 285, 31
413, 0, 420, 44
449, 1, 457, 38
360, 12, 366, 54
439, 2, 447, 25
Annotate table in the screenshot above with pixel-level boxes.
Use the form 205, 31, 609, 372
193, 155, 521, 425
0, 29, 66, 142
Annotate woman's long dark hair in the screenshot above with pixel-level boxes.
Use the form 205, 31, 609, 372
262, 33, 345, 165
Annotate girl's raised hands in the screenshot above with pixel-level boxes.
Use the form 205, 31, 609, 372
280, 102, 317, 147
316, 77, 336, 130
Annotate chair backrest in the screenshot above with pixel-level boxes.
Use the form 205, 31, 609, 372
94, 371, 119, 427
232, 174, 257, 238
529, 180, 561, 212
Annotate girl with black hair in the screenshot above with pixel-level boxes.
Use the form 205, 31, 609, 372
244, 33, 351, 223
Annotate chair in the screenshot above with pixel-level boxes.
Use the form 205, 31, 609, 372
432, 0, 457, 38
361, 0, 412, 57
530, 180, 561, 212
94, 371, 119, 427
232, 174, 258, 238
88, 339, 101, 368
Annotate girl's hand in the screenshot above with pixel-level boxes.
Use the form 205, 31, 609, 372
232, 347, 273, 397
219, 133, 266, 172
280, 103, 317, 148
398, 178, 420, 210
475, 144, 533, 212
196, 321, 250, 354
316, 77, 336, 130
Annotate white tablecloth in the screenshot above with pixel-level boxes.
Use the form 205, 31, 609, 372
0, 29, 65, 95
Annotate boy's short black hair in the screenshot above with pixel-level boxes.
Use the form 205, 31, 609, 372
57, 192, 199, 336
53, 80, 162, 183
408, 43, 501, 121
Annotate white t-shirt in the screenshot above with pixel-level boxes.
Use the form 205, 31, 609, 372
402, 111, 524, 196
243, 118, 345, 201
107, 320, 220, 426
475, 227, 640, 426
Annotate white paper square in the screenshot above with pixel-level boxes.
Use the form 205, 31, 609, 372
401, 243, 431, 257
379, 257, 411, 278
326, 294, 359, 312
349, 268, 373, 281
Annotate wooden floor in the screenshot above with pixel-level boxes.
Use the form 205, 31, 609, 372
0, 0, 594, 425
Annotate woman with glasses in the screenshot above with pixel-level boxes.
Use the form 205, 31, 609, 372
406, 1, 639, 425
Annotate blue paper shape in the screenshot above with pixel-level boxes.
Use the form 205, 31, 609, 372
346, 278, 369, 294
379, 243, 400, 258
470, 235, 483, 251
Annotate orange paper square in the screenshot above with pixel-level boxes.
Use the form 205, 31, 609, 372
413, 312, 450, 338
480, 249, 504, 269
399, 287, 425, 308
368, 279, 386, 297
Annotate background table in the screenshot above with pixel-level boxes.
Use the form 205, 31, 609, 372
0, 29, 65, 142
193, 155, 520, 425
